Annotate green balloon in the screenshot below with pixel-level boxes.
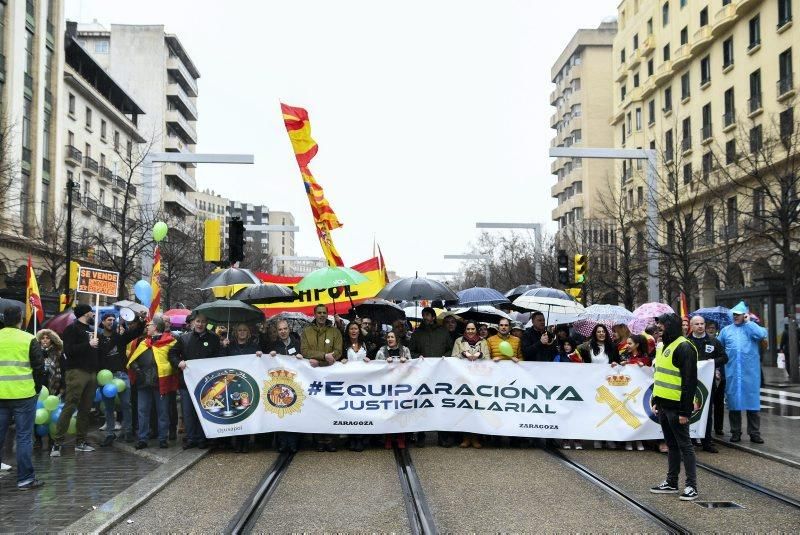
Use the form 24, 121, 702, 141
499, 340, 514, 357
97, 369, 114, 386
35, 408, 50, 425
112, 378, 126, 393
152, 221, 168, 242
39, 385, 49, 400
68, 416, 77, 434
49, 422, 58, 436
43, 395, 60, 411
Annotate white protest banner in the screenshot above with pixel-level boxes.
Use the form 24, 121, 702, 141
183, 356, 713, 440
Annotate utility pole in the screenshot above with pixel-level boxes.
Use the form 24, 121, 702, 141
63, 178, 78, 302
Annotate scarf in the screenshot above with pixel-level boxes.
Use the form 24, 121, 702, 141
463, 332, 482, 344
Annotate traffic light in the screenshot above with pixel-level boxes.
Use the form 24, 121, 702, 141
574, 253, 587, 284
557, 250, 570, 286
228, 217, 245, 264
566, 287, 582, 302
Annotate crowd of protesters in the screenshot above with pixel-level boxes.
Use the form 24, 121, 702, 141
0, 297, 769, 498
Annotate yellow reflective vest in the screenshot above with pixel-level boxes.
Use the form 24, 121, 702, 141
653, 336, 697, 401
0, 327, 36, 399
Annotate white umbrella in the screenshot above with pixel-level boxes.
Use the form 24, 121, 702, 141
512, 288, 585, 326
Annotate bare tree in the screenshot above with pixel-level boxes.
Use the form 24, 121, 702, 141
158, 216, 209, 309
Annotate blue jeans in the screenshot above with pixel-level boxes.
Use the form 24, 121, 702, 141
136, 387, 169, 442
0, 396, 37, 486
104, 372, 131, 438
179, 388, 204, 443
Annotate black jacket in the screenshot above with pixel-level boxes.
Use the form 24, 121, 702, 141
168, 329, 221, 388
653, 335, 698, 417
688, 334, 727, 379
521, 328, 558, 362
223, 339, 260, 356
267, 336, 302, 356
62, 320, 99, 372
98, 320, 144, 372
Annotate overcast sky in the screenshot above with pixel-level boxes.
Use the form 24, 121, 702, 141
66, 0, 618, 281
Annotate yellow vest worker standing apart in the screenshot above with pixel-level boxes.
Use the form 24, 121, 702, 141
649, 313, 699, 502
0, 305, 45, 490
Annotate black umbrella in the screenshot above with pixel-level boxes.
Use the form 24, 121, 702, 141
345, 298, 405, 325
232, 283, 296, 304
193, 300, 264, 327
377, 276, 459, 302
0, 298, 26, 324
504, 284, 541, 302
267, 312, 313, 335
197, 268, 261, 295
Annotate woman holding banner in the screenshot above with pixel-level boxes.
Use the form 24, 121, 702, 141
452, 321, 487, 449
576, 324, 620, 450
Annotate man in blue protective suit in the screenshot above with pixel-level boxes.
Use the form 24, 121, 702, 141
717, 301, 767, 444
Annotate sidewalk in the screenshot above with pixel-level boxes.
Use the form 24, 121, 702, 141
715, 398, 800, 467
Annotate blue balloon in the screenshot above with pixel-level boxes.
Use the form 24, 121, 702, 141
36, 400, 45, 409
50, 408, 62, 424
35, 424, 50, 437
102, 383, 118, 399
94, 388, 103, 403
134, 280, 152, 307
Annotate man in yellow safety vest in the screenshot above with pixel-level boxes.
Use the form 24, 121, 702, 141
649, 312, 700, 502
0, 305, 45, 490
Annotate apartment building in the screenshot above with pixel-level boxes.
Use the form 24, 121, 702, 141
611, 0, 796, 341
267, 210, 296, 258
62, 30, 145, 272
77, 22, 199, 218
550, 20, 617, 243
0, 0, 65, 288
190, 188, 229, 253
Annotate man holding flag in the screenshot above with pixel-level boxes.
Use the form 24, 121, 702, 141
25, 255, 44, 331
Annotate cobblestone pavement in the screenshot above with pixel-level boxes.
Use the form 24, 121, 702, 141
0, 445, 157, 534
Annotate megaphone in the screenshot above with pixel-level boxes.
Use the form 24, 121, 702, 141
119, 308, 136, 322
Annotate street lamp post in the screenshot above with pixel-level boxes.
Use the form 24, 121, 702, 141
475, 222, 542, 282
63, 178, 79, 300
444, 254, 492, 288
549, 147, 659, 303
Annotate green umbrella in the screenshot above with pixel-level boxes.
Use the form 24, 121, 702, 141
294, 266, 368, 315
295, 266, 368, 291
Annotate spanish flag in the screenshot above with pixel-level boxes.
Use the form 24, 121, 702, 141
281, 103, 344, 266
25, 255, 44, 328
149, 245, 162, 318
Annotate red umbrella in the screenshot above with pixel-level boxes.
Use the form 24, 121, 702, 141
42, 310, 76, 336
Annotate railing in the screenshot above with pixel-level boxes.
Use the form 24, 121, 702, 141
99, 166, 113, 181
84, 156, 99, 173
85, 198, 98, 213
748, 93, 762, 113
102, 206, 113, 219
777, 74, 794, 97
701, 124, 712, 140
66, 145, 82, 163
723, 111, 736, 127
24, 73, 32, 90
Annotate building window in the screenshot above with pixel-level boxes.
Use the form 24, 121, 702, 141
724, 87, 735, 126
778, 0, 792, 28
665, 129, 674, 161
663, 43, 671, 61
753, 188, 766, 228
626, 112, 632, 135
68, 93, 75, 115
662, 1, 670, 26
725, 139, 736, 164
701, 103, 712, 139
633, 72, 640, 87
95, 39, 109, 54
22, 98, 32, 157
702, 152, 713, 179
681, 72, 691, 99
700, 55, 711, 85
681, 117, 692, 151
780, 107, 795, 141
620, 48, 626, 64
664, 87, 673, 112
726, 197, 738, 238
647, 58, 654, 76
749, 69, 762, 112
778, 48, 793, 96
85, 107, 92, 129
683, 162, 693, 184
748, 15, 760, 49
749, 124, 763, 153
647, 18, 653, 34
705, 206, 714, 245
637, 186, 643, 206
648, 99, 656, 125
100, 119, 107, 140
699, 6, 708, 26
620, 84, 627, 102
113, 131, 120, 151
633, 33, 639, 50
680, 26, 688, 45
723, 37, 734, 68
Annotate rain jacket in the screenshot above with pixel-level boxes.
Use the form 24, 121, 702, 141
718, 320, 767, 410
409, 322, 452, 358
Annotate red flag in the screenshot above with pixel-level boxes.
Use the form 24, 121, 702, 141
149, 246, 162, 318
25, 255, 44, 326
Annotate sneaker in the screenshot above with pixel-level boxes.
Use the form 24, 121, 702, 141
18, 479, 45, 490
730, 434, 741, 443
624, 442, 633, 451
574, 441, 583, 450
0, 462, 11, 471
50, 444, 61, 458
75, 442, 95, 452
680, 486, 699, 501
99, 423, 107, 431
562, 441, 571, 450
114, 422, 122, 431
650, 481, 679, 494
636, 441, 645, 451
750, 436, 764, 444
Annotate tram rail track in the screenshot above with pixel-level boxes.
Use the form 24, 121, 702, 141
394, 446, 437, 535
226, 452, 295, 535
547, 448, 690, 534
695, 460, 800, 510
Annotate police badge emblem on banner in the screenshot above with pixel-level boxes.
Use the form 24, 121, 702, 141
183, 356, 714, 440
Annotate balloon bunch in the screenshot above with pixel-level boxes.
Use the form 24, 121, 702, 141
33, 386, 75, 437
96, 368, 126, 401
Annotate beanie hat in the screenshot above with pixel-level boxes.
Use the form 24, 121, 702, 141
73, 304, 93, 318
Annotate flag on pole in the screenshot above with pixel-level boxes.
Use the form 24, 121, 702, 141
679, 292, 689, 320
281, 103, 344, 266
377, 243, 390, 284
25, 255, 44, 327
149, 245, 162, 318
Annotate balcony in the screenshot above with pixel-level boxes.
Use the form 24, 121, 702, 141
641, 35, 655, 56
701, 124, 713, 143
167, 55, 198, 97
736, 0, 762, 16
167, 83, 198, 121
713, 4, 738, 35
549, 90, 558, 106
691, 26, 714, 56
83, 156, 99, 176
777, 74, 795, 101
166, 109, 198, 145
99, 165, 113, 183
568, 64, 582, 83
84, 197, 98, 214
640, 78, 657, 99
65, 145, 82, 166
653, 60, 674, 87
164, 163, 197, 192
164, 189, 197, 216
673, 45, 691, 70
101, 206, 114, 220
615, 62, 628, 83
628, 49, 642, 69
748, 93, 762, 116
628, 86, 642, 102
723, 111, 736, 131
550, 113, 558, 128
